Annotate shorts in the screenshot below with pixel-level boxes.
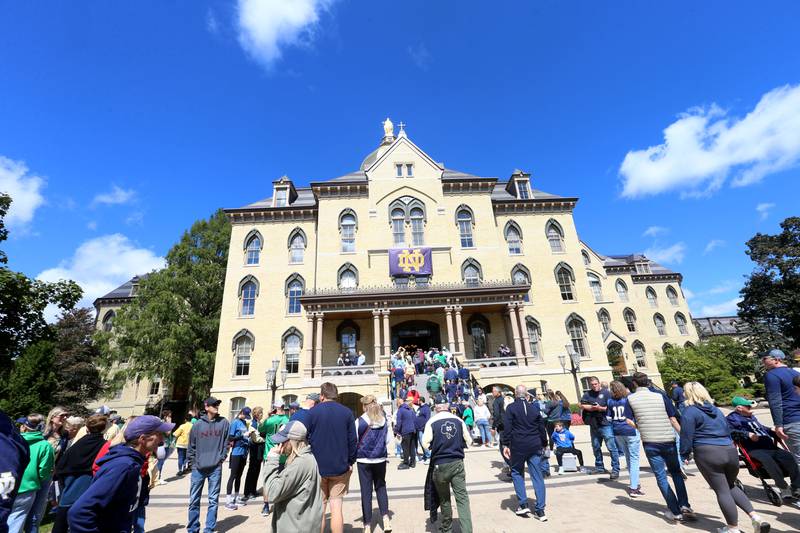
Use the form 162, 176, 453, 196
320, 469, 352, 502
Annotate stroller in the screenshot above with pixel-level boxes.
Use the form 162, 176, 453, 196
733, 437, 793, 507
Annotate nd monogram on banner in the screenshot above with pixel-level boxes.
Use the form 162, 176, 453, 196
389, 247, 433, 276
397, 249, 425, 273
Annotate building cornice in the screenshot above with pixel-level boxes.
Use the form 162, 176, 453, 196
225, 207, 318, 224
492, 197, 578, 214
310, 182, 369, 198
630, 273, 683, 284
442, 179, 497, 195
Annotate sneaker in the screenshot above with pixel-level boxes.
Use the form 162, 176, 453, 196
534, 510, 548, 522
609, 471, 620, 480
423, 458, 430, 465
260, 503, 270, 516
628, 487, 645, 497
664, 510, 684, 522
557, 467, 564, 475
224, 502, 238, 511
397, 463, 410, 470
515, 504, 531, 516
235, 496, 247, 506
382, 515, 393, 532
680, 506, 696, 520
157, 479, 168, 486
751, 515, 770, 533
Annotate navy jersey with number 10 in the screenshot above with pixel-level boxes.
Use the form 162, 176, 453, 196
606, 397, 637, 437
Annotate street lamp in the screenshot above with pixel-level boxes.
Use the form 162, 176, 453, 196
558, 344, 583, 401
266, 359, 288, 405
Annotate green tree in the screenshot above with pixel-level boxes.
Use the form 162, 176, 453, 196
0, 340, 58, 417
52, 308, 104, 411
96, 210, 231, 404
0, 193, 9, 264
657, 340, 744, 402
738, 217, 800, 356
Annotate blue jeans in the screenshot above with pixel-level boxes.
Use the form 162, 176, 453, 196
643, 442, 689, 514
133, 504, 146, 533
177, 447, 188, 472
510, 452, 547, 512
476, 420, 492, 445
187, 465, 222, 533
590, 425, 620, 473
417, 430, 430, 460
26, 477, 51, 533
615, 433, 641, 490
7, 490, 36, 533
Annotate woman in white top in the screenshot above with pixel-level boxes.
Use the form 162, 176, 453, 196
355, 396, 395, 532
473, 397, 492, 447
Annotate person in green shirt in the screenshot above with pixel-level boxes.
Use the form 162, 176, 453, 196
258, 403, 289, 517
462, 401, 474, 436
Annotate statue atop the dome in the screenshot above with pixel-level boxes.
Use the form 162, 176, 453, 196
382, 117, 394, 138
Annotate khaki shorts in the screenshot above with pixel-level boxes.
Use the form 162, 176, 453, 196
320, 469, 352, 502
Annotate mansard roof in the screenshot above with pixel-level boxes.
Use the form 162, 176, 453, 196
94, 274, 150, 307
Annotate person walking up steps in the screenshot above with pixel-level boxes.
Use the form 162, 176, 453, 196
394, 396, 416, 470
416, 398, 432, 465
422, 394, 472, 533
355, 395, 394, 533
680, 382, 770, 533
502, 385, 548, 521
607, 380, 644, 498
187, 397, 230, 533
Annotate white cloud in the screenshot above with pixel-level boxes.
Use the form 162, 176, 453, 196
682, 287, 695, 300
38, 234, 165, 311
620, 84, 800, 198
236, 0, 336, 69
704, 280, 739, 296
642, 225, 668, 238
206, 8, 219, 35
92, 185, 136, 207
703, 239, 726, 254
0, 155, 46, 229
408, 42, 432, 70
756, 202, 775, 220
87, 221, 97, 231
700, 297, 741, 316
643, 242, 686, 265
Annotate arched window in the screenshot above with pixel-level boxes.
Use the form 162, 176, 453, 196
598, 309, 611, 335
282, 394, 298, 407
588, 273, 603, 302
410, 207, 425, 246
391, 208, 405, 246
567, 315, 589, 358
675, 312, 689, 335
340, 211, 357, 252
624, 308, 637, 332
245, 231, 262, 265
616, 280, 629, 302
667, 286, 679, 306
684, 341, 695, 349
546, 221, 565, 253
239, 277, 258, 316
662, 342, 673, 353
582, 250, 591, 266
555, 263, 575, 301
101, 310, 115, 332
340, 326, 357, 356
646, 287, 658, 308
511, 264, 531, 302
230, 397, 247, 419
288, 229, 306, 263
285, 275, 304, 315
468, 316, 489, 358
232, 330, 253, 376
526, 317, 542, 362
633, 341, 647, 368
457, 208, 474, 248
505, 221, 522, 255
462, 259, 482, 285
338, 263, 358, 290
654, 313, 667, 336
282, 331, 301, 373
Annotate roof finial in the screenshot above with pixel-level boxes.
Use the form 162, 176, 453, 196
382, 117, 394, 138
397, 121, 406, 138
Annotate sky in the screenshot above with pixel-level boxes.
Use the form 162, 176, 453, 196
1, 0, 799, 318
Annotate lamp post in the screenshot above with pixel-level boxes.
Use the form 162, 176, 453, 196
266, 359, 289, 405
558, 344, 583, 401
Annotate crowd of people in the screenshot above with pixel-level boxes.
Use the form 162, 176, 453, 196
3, 348, 800, 532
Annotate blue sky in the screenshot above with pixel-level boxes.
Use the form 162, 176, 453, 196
1, 1, 798, 316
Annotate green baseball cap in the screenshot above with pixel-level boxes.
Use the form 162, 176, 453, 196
731, 396, 756, 407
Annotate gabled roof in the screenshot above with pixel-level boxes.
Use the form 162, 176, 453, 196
693, 316, 746, 337
364, 135, 443, 174
94, 274, 150, 307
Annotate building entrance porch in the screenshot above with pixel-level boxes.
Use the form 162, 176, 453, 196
391, 320, 442, 353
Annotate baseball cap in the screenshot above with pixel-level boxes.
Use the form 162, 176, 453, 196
731, 396, 757, 408
241, 407, 252, 419
271, 420, 307, 444
204, 397, 221, 407
288, 401, 300, 410
95, 405, 111, 415
765, 348, 786, 360
433, 393, 449, 405
272, 402, 284, 410
306, 393, 320, 403
124, 415, 175, 440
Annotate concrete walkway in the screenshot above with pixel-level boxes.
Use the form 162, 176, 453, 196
144, 409, 800, 532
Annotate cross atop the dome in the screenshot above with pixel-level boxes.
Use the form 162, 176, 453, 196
397, 121, 407, 138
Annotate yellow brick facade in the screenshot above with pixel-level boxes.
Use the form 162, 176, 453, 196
210, 122, 698, 416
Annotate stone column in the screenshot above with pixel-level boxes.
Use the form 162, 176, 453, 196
445, 306, 456, 353
517, 304, 531, 362
454, 305, 465, 356
372, 309, 382, 365
382, 309, 391, 359
304, 312, 315, 376
314, 312, 324, 375
507, 303, 523, 358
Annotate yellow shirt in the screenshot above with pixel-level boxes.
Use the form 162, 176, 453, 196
173, 421, 193, 448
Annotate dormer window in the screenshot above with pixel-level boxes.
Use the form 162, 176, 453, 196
274, 188, 288, 207
395, 163, 414, 177
635, 262, 651, 274
517, 180, 530, 199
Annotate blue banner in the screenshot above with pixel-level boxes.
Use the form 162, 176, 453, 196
388, 247, 432, 277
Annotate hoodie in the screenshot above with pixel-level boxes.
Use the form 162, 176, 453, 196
726, 411, 777, 452
0, 411, 30, 528
67, 445, 145, 533
188, 414, 230, 472
679, 402, 732, 458
501, 398, 548, 460
394, 403, 416, 436
415, 403, 432, 432
19, 430, 55, 494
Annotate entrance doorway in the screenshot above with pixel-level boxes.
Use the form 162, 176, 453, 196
391, 320, 442, 353
339, 392, 363, 418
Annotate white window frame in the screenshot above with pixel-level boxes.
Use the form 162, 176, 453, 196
274, 188, 288, 207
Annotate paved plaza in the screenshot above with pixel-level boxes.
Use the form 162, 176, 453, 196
141, 409, 800, 533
